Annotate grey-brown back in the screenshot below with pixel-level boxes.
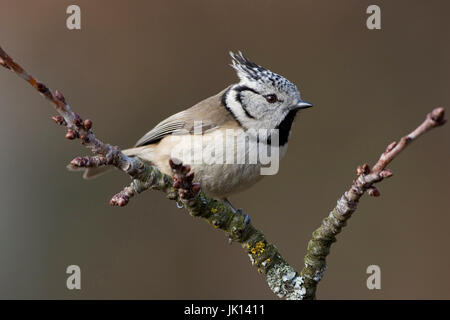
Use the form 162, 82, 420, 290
134, 87, 236, 147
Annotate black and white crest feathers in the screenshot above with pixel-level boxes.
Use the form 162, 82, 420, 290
230, 51, 268, 82
229, 51, 298, 94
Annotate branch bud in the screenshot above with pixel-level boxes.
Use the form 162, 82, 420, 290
51, 115, 66, 126
380, 169, 393, 178
356, 163, 370, 176
367, 186, 380, 197
73, 113, 83, 127
65, 129, 77, 140
385, 141, 397, 153
83, 119, 92, 130
54, 90, 66, 103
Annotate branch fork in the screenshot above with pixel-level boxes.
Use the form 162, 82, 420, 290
0, 45, 446, 300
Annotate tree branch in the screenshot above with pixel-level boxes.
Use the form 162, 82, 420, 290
300, 107, 446, 299
0, 45, 446, 299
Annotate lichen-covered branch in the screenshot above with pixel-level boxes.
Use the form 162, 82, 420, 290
300, 107, 446, 299
0, 45, 446, 300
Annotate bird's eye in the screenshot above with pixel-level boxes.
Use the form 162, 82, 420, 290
264, 94, 278, 103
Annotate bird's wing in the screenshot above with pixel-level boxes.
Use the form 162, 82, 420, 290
134, 87, 235, 147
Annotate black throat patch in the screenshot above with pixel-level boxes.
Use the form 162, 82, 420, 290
275, 109, 298, 146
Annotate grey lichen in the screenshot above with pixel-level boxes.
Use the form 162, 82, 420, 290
266, 262, 306, 300
248, 254, 255, 266
313, 265, 328, 282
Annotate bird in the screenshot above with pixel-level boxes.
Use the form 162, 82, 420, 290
78, 52, 312, 208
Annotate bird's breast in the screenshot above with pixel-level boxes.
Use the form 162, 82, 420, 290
149, 129, 287, 198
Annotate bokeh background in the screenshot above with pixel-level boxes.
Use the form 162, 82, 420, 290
0, 0, 449, 299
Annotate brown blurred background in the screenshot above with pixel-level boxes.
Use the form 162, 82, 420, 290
0, 0, 449, 299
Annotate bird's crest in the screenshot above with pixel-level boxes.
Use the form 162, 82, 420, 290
229, 51, 297, 93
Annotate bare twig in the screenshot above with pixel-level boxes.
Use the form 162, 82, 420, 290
371, 108, 446, 172
0, 45, 446, 299
0, 46, 158, 199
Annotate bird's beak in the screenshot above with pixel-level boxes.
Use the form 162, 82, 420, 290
291, 100, 313, 110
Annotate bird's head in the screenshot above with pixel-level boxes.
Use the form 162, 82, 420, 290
222, 51, 312, 145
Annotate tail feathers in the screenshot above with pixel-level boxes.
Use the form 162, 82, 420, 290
83, 166, 114, 179
66, 162, 114, 179
68, 147, 149, 180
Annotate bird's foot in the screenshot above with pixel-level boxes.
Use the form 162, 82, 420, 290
224, 198, 250, 219
224, 198, 251, 235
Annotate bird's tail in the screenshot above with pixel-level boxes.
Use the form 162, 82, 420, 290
68, 147, 148, 180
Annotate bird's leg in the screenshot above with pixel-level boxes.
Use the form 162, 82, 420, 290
223, 198, 251, 244
223, 198, 239, 214
168, 159, 251, 244
224, 198, 251, 227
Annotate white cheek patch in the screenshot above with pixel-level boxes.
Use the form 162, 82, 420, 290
226, 86, 284, 131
